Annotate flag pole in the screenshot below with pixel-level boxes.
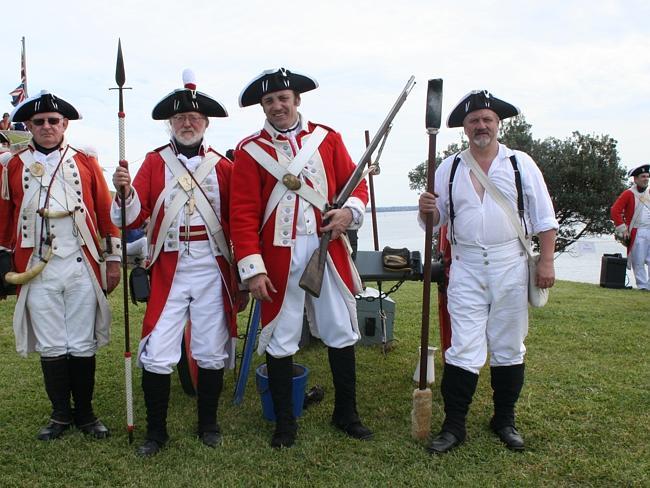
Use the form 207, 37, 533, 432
21, 37, 28, 98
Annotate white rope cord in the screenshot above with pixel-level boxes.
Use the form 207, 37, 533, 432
118, 118, 126, 161
124, 355, 134, 430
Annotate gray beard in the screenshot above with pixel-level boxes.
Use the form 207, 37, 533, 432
472, 136, 491, 149
175, 132, 203, 146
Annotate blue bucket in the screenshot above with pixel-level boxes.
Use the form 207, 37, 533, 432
255, 363, 309, 421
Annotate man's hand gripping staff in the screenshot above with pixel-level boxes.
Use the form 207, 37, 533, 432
299, 76, 416, 298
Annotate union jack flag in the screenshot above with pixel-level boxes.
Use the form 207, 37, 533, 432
9, 37, 27, 107
10, 84, 25, 107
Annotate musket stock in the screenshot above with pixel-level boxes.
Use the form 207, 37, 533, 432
299, 230, 331, 297
298, 76, 416, 298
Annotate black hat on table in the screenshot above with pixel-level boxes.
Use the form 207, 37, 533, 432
447, 89, 520, 128
239, 68, 318, 107
0, 132, 9, 145
152, 69, 228, 120
11, 90, 82, 122
628, 164, 650, 178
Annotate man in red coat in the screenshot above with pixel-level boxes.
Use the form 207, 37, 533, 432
611, 164, 650, 290
112, 70, 243, 456
231, 68, 372, 448
0, 91, 121, 441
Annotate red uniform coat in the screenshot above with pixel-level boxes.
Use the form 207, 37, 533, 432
231, 122, 368, 327
124, 146, 238, 339
0, 147, 118, 287
611, 187, 642, 252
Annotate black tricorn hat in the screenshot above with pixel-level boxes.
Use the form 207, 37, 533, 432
152, 69, 228, 120
447, 89, 520, 128
628, 164, 650, 178
239, 68, 318, 107
11, 90, 82, 122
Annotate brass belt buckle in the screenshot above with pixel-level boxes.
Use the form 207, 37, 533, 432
282, 173, 301, 191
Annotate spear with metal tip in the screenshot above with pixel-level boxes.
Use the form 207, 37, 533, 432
110, 38, 134, 443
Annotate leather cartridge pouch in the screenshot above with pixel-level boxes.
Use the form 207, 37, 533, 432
0, 250, 17, 296
129, 265, 150, 304
382, 246, 412, 271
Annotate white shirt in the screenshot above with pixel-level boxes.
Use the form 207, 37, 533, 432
432, 144, 558, 246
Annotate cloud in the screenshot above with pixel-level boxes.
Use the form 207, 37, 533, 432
3, 0, 649, 204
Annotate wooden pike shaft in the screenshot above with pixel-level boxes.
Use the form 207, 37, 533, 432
418, 128, 438, 389
419, 79, 443, 390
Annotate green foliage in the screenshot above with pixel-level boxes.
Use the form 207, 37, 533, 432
0, 281, 649, 487
408, 117, 628, 252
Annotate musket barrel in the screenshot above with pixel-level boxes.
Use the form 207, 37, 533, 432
299, 77, 416, 298
336, 76, 415, 205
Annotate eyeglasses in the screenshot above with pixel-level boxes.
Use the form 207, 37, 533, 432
171, 114, 206, 124
30, 117, 64, 126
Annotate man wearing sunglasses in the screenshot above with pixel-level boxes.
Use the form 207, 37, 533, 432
111, 70, 245, 457
0, 90, 121, 441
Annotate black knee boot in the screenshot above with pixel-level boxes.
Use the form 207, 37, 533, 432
427, 363, 479, 454
197, 367, 224, 448
136, 370, 171, 457
266, 353, 297, 448
490, 364, 525, 451
38, 355, 73, 440
69, 355, 109, 438
328, 346, 373, 440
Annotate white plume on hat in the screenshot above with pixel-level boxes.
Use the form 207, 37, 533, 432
182, 69, 197, 90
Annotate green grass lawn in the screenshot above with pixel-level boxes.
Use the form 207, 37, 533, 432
0, 280, 648, 487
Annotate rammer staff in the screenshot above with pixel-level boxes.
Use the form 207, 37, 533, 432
412, 78, 443, 441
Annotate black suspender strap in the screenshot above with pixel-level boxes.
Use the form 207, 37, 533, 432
448, 153, 461, 244
509, 154, 528, 236
448, 152, 528, 243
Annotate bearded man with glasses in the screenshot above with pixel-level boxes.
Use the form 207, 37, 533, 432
111, 70, 246, 457
0, 90, 121, 441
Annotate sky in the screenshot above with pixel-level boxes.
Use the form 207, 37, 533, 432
2, 0, 649, 205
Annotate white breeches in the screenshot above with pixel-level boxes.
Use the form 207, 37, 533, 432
140, 242, 230, 374
26, 251, 97, 358
445, 240, 528, 374
266, 233, 359, 358
630, 228, 650, 290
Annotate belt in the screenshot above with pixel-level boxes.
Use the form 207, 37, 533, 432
179, 226, 209, 241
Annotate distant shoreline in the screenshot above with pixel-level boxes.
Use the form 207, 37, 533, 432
366, 206, 417, 213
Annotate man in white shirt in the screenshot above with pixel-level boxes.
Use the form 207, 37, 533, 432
418, 90, 557, 453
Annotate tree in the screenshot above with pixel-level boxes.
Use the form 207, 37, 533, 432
407, 116, 628, 252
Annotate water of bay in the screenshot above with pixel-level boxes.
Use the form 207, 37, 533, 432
356, 210, 635, 286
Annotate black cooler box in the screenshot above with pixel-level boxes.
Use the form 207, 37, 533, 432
599, 253, 627, 289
